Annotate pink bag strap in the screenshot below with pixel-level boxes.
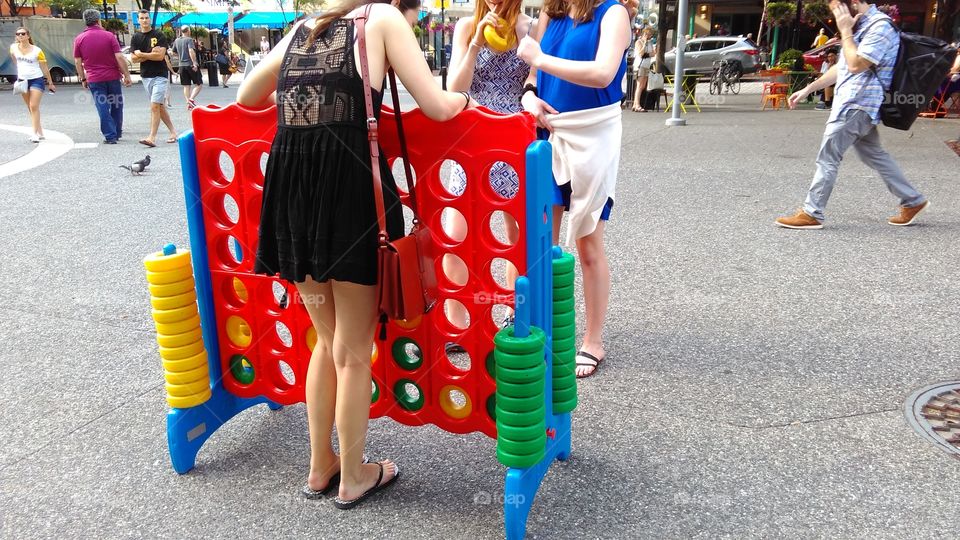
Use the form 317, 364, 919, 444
355, 4, 420, 245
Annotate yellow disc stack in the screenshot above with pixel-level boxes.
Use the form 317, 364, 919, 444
144, 243, 211, 408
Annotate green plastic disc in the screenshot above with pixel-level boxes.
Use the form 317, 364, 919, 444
552, 252, 575, 274
495, 405, 545, 427
393, 379, 424, 411
391, 337, 423, 371
497, 446, 545, 469
552, 385, 578, 403
553, 398, 577, 414
496, 362, 545, 384
371, 379, 380, 404
552, 310, 575, 329
495, 378, 544, 398
494, 325, 546, 355
552, 365, 576, 381
495, 391, 545, 413
553, 283, 574, 301
486, 394, 496, 420
495, 348, 544, 370
553, 297, 575, 314
551, 336, 576, 354
485, 352, 496, 376
497, 434, 546, 455
497, 420, 545, 441
553, 274, 574, 289
229, 354, 255, 385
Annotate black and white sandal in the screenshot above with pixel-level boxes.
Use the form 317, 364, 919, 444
301, 455, 369, 499
333, 461, 401, 510
575, 350, 604, 378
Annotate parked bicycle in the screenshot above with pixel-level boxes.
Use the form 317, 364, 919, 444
709, 58, 742, 95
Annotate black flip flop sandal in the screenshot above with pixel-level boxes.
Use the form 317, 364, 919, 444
575, 350, 604, 378
333, 462, 400, 510
301, 455, 369, 499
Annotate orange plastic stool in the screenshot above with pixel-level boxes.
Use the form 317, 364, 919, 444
762, 93, 787, 110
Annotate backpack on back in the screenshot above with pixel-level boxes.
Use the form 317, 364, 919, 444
866, 18, 958, 130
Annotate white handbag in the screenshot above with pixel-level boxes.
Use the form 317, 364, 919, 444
647, 72, 664, 91
13, 79, 28, 95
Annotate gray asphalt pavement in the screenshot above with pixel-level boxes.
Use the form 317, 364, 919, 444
1, 82, 960, 539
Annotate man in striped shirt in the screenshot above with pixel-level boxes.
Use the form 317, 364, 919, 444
775, 0, 929, 229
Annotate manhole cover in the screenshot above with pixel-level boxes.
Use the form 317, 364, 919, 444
905, 382, 960, 458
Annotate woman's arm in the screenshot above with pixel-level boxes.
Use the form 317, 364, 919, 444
447, 17, 481, 92
381, 8, 471, 120
517, 4, 630, 88
237, 21, 305, 108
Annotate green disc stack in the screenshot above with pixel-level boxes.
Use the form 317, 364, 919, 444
493, 325, 546, 468
552, 251, 578, 413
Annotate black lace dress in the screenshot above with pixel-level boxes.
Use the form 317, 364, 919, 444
254, 20, 403, 286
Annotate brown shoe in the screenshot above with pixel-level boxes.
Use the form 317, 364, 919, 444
888, 200, 929, 226
775, 209, 823, 229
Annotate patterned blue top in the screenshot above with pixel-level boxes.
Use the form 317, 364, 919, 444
830, 6, 898, 124
470, 46, 530, 113
537, 0, 627, 113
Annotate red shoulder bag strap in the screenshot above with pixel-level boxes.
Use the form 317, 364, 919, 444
355, 5, 421, 242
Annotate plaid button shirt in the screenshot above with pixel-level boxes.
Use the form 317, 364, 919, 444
829, 6, 899, 124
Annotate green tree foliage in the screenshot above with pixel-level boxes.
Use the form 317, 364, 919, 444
765, 1, 797, 27
801, 1, 832, 28
42, 0, 93, 18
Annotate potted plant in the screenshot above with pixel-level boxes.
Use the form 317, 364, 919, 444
801, 0, 832, 28
764, 1, 797, 65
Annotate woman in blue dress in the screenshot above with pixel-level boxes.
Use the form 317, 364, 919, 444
516, 0, 633, 378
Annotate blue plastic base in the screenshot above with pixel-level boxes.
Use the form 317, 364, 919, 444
504, 413, 571, 539
167, 385, 281, 474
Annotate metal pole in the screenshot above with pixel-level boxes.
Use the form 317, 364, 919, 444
666, 0, 689, 126
227, 6, 234, 53
440, 0, 447, 90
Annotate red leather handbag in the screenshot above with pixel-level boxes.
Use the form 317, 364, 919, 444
355, 8, 438, 328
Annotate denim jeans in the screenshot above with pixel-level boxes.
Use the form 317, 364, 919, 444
88, 80, 123, 142
803, 109, 925, 222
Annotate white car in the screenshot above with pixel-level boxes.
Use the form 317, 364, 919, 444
121, 46, 141, 74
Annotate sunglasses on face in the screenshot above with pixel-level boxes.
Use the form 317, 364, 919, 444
16, 32, 27, 36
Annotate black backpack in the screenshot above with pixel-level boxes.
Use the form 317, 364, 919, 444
865, 18, 958, 130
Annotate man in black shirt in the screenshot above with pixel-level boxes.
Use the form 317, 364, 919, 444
131, 9, 176, 147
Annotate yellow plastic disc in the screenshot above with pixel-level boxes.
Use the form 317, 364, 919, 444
394, 315, 422, 330
152, 304, 198, 325
151, 290, 197, 311
165, 377, 210, 397
161, 351, 207, 373
166, 387, 212, 409
156, 327, 203, 349
146, 265, 194, 285
149, 279, 195, 298
163, 364, 209, 385
233, 277, 249, 303
155, 314, 201, 336
158, 338, 206, 361
439, 385, 472, 419
143, 249, 192, 273
225, 315, 252, 348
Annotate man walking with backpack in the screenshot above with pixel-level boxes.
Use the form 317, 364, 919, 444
775, 0, 928, 229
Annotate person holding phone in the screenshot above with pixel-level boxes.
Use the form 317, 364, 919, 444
776, 0, 928, 229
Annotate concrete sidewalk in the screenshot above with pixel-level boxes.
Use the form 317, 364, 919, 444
1, 87, 959, 538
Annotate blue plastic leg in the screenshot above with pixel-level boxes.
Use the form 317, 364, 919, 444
267, 401, 284, 411
167, 385, 280, 474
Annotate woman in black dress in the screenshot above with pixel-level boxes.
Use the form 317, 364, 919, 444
238, 0, 473, 509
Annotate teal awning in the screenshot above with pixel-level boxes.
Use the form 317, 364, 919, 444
133, 12, 179, 28
232, 11, 303, 29
175, 12, 232, 29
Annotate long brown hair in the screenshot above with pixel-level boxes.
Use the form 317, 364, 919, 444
16, 27, 34, 46
472, 0, 523, 42
542, 0, 603, 23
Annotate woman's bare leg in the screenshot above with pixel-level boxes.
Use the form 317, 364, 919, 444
295, 277, 339, 490
28, 90, 42, 135
574, 221, 609, 376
